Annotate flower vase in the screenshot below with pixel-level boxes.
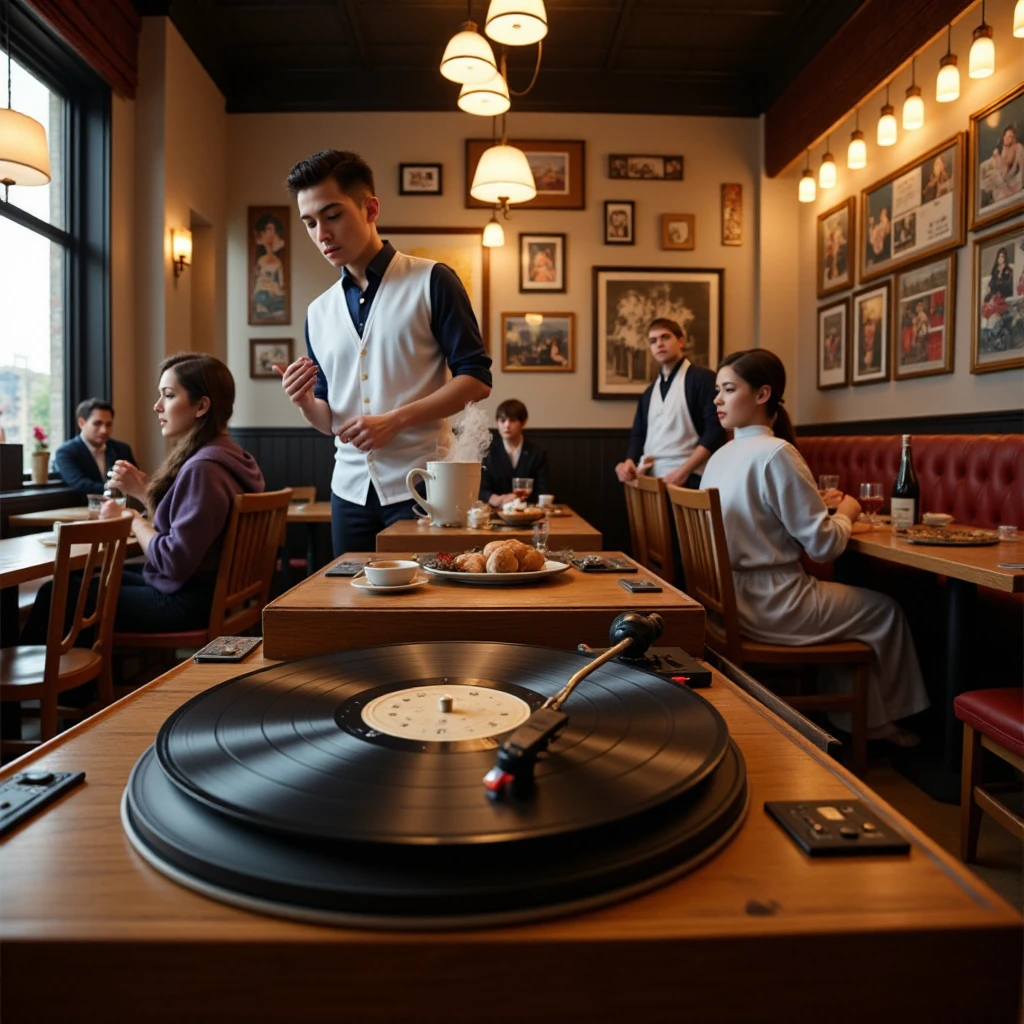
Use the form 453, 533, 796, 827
31, 449, 50, 485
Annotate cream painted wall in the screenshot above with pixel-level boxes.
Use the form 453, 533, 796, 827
110, 92, 137, 449
226, 111, 760, 429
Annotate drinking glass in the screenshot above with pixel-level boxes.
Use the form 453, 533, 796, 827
859, 482, 884, 529
817, 474, 840, 515
532, 518, 549, 553
512, 477, 534, 502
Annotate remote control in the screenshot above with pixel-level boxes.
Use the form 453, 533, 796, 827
193, 636, 263, 663
0, 770, 85, 837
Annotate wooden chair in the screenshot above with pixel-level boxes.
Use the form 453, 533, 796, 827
1, 515, 133, 755
623, 479, 646, 566
667, 484, 870, 776
113, 488, 292, 652
624, 474, 675, 585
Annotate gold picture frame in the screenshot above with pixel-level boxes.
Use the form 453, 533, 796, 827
248, 206, 290, 326
968, 83, 1024, 232
817, 196, 856, 298
970, 220, 1024, 375
500, 312, 575, 372
661, 214, 695, 251
892, 254, 956, 381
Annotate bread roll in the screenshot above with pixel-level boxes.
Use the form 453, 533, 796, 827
483, 539, 514, 557
486, 547, 519, 573
454, 552, 487, 573
519, 547, 546, 572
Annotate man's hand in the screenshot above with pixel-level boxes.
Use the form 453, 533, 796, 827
662, 466, 691, 487
337, 413, 401, 452
615, 459, 638, 483
488, 492, 516, 508
273, 356, 319, 407
110, 460, 148, 502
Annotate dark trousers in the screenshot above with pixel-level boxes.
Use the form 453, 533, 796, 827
330, 488, 419, 558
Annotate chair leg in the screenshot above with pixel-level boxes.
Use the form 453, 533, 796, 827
849, 664, 868, 778
960, 723, 984, 863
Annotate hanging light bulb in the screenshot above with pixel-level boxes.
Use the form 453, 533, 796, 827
458, 67, 510, 116
936, 25, 960, 102
877, 84, 897, 147
969, 0, 994, 78
1014, 0, 1024, 37
482, 208, 505, 247
903, 58, 924, 130
818, 138, 837, 190
798, 151, 816, 203
484, 0, 548, 46
440, 18, 498, 84
848, 108, 867, 170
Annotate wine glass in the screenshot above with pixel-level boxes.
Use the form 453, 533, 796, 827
817, 474, 840, 515
859, 482, 884, 529
512, 477, 534, 503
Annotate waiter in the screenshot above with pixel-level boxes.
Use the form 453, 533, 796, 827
275, 150, 492, 555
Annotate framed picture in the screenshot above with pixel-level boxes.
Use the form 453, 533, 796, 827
380, 227, 490, 349
817, 196, 856, 298
519, 233, 566, 293
250, 338, 293, 379
248, 206, 290, 326
465, 140, 585, 209
399, 163, 442, 195
604, 201, 634, 245
817, 300, 849, 390
851, 282, 891, 386
860, 134, 965, 284
661, 214, 695, 250
592, 266, 723, 399
721, 183, 742, 246
893, 255, 956, 380
971, 220, 1024, 375
969, 83, 1024, 231
608, 155, 684, 180
501, 312, 575, 372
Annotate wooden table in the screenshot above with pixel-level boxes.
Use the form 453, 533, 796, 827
10, 501, 336, 528
263, 551, 703, 660
375, 506, 602, 553
0, 652, 1018, 1023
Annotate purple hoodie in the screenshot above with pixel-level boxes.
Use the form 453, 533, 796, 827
143, 435, 265, 594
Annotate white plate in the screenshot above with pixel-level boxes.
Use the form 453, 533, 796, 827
422, 559, 571, 585
35, 533, 59, 547
350, 575, 430, 593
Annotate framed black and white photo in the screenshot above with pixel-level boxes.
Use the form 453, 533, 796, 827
604, 201, 634, 245
592, 266, 722, 399
851, 282, 891, 386
609, 155, 683, 180
501, 312, 575, 372
893, 255, 955, 380
969, 83, 1024, 231
971, 220, 1024, 375
250, 338, 293, 379
817, 300, 849, 390
519, 233, 566, 293
817, 196, 856, 298
399, 163, 442, 195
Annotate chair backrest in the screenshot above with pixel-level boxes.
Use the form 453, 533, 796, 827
666, 485, 741, 662
633, 473, 674, 584
623, 479, 647, 566
46, 516, 134, 678
208, 489, 292, 636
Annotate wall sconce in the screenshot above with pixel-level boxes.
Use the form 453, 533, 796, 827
172, 228, 192, 278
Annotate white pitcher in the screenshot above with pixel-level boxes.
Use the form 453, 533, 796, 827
406, 461, 482, 527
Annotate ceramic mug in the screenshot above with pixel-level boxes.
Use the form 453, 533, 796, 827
406, 460, 482, 527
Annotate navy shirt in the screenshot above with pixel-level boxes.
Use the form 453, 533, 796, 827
306, 241, 492, 401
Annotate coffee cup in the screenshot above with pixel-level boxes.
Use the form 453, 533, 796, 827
537, 494, 554, 508
364, 560, 420, 587
406, 460, 482, 527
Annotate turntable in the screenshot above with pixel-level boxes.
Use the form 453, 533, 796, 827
122, 613, 749, 928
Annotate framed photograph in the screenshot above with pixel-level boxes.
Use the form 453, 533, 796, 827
465, 140, 585, 210
399, 163, 442, 195
817, 300, 849, 390
851, 282, 891, 386
248, 206, 290, 326
817, 196, 856, 298
971, 220, 1024, 375
592, 266, 723, 399
860, 134, 965, 284
608, 155, 684, 180
501, 312, 575, 372
250, 338, 293, 379
969, 84, 1024, 231
721, 183, 742, 246
380, 227, 490, 349
893, 255, 956, 380
661, 214, 695, 250
519, 233, 566, 293
604, 201, 635, 245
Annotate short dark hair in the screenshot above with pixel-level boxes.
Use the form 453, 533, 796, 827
76, 398, 114, 421
285, 150, 375, 198
648, 318, 685, 339
496, 399, 528, 422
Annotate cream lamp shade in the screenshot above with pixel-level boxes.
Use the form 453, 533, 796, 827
968, 24, 994, 78
440, 22, 498, 84
818, 151, 836, 190
470, 144, 537, 205
482, 213, 505, 247
0, 107, 51, 187
877, 104, 897, 147
936, 54, 960, 102
172, 228, 193, 276
903, 85, 924, 130
1014, 0, 1024, 37
458, 69, 510, 116
847, 130, 867, 170
798, 168, 816, 203
484, 0, 548, 46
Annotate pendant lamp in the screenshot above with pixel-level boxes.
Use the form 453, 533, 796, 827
471, 115, 536, 209
877, 84, 897, 147
1014, 0, 1024, 37
440, 14, 498, 84
484, 0, 548, 46
936, 25, 960, 102
482, 209, 505, 247
848, 109, 867, 170
458, 67, 510, 116
818, 138, 836, 190
798, 151, 816, 203
903, 59, 924, 130
969, 1, 995, 78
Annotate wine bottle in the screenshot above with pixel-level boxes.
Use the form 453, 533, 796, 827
890, 434, 920, 530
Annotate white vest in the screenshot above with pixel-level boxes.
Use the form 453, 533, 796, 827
642, 360, 702, 479
306, 252, 448, 505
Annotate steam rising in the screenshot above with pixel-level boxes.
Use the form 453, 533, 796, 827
437, 403, 491, 463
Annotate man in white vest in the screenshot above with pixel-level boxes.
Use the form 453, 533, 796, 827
274, 150, 492, 556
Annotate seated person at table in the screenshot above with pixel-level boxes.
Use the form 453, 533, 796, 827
700, 349, 929, 746
23, 354, 265, 640
480, 399, 550, 508
52, 398, 137, 495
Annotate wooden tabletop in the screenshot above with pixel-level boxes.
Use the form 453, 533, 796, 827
8, 506, 91, 529
375, 505, 602, 552
285, 500, 332, 524
0, 532, 140, 589
846, 524, 1024, 592
263, 551, 704, 660
0, 650, 1018, 1023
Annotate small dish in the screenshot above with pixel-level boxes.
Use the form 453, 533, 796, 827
922, 512, 954, 528
364, 559, 420, 586
350, 575, 429, 593
497, 508, 546, 526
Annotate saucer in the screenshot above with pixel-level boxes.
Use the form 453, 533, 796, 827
350, 574, 430, 593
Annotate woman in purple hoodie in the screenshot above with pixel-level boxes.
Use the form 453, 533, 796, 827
23, 353, 265, 640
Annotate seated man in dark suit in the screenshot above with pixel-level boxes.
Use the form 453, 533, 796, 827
52, 398, 137, 495
480, 399, 550, 507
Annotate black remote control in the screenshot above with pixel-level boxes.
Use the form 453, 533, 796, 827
0, 770, 85, 837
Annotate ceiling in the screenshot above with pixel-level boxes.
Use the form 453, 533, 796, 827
133, 0, 866, 117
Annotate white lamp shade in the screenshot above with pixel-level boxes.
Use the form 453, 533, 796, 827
458, 70, 510, 116
818, 154, 836, 190
968, 29, 995, 78
936, 56, 960, 102
485, 0, 548, 46
903, 89, 924, 130
1014, 0, 1024, 37
440, 23, 498, 84
877, 106, 897, 147
471, 144, 537, 205
798, 170, 816, 203
847, 130, 867, 170
0, 108, 52, 186
172, 228, 193, 265
482, 217, 505, 247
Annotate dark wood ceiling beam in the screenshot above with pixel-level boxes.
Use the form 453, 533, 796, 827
764, 0, 973, 177
603, 0, 635, 72
335, 0, 370, 70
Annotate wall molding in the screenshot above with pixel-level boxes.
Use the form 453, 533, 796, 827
798, 409, 1023, 438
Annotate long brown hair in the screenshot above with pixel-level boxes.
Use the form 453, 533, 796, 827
146, 353, 236, 513
718, 349, 797, 447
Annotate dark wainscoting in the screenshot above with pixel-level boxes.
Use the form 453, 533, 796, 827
799, 409, 1023, 437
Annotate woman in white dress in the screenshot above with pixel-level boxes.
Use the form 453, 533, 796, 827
700, 349, 929, 745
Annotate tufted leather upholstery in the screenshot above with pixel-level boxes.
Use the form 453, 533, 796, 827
954, 688, 1024, 758
800, 434, 1024, 529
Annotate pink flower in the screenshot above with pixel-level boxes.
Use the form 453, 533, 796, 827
32, 426, 48, 451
